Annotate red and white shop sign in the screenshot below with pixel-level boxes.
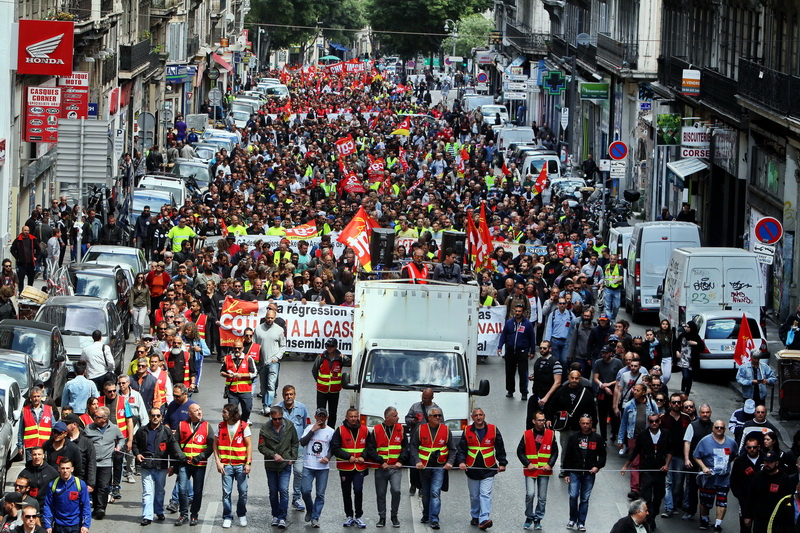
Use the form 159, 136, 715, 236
17, 20, 75, 76
25, 87, 62, 143
58, 72, 89, 119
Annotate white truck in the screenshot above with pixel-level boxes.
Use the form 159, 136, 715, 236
344, 280, 489, 434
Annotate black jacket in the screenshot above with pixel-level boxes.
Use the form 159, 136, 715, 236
69, 432, 97, 487
100, 223, 124, 245
610, 516, 652, 533
43, 439, 83, 479
780, 312, 800, 349
765, 492, 800, 533
742, 469, 794, 523
562, 431, 607, 475
628, 429, 672, 470
132, 423, 185, 469
545, 384, 597, 430
19, 461, 58, 504
730, 452, 763, 501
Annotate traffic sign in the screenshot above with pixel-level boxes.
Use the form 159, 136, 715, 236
753, 242, 776, 256
560, 108, 569, 130
610, 160, 626, 179
207, 67, 220, 80
208, 88, 223, 106
754, 216, 783, 245
608, 141, 629, 160
476, 72, 488, 83
407, 60, 415, 68
504, 92, 526, 100
598, 159, 611, 172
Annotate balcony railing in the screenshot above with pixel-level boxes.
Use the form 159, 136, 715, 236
101, 53, 117, 85
119, 40, 152, 72
504, 21, 548, 56
187, 35, 200, 57
700, 67, 740, 118
550, 34, 569, 58
737, 58, 800, 118
597, 33, 638, 69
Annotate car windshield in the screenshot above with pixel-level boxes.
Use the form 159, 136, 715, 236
73, 274, 116, 300
38, 306, 107, 336
175, 165, 210, 188
194, 146, 215, 160
0, 361, 28, 388
0, 328, 49, 365
133, 192, 171, 213
363, 349, 466, 390
83, 252, 139, 271
705, 318, 761, 340
230, 109, 251, 120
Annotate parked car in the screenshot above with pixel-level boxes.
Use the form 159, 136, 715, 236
68, 265, 131, 339
0, 394, 15, 488
0, 350, 38, 399
35, 297, 126, 374
172, 158, 211, 190
0, 375, 23, 462
138, 175, 187, 206
132, 189, 174, 215
691, 312, 769, 371
191, 143, 218, 163
0, 320, 69, 403
480, 105, 509, 126
81, 245, 147, 274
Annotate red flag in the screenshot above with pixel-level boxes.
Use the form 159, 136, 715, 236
534, 166, 548, 194
465, 209, 478, 265
460, 147, 470, 161
338, 172, 367, 195
474, 203, 494, 271
733, 314, 756, 366
335, 135, 356, 156
398, 147, 409, 172
501, 162, 511, 176
337, 206, 379, 271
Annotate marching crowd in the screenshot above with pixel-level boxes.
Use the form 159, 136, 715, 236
3, 64, 799, 533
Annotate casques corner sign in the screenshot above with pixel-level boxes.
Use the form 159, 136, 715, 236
16, 20, 75, 77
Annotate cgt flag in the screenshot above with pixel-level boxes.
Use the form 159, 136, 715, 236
733, 313, 756, 366
337, 206, 379, 271
390, 116, 411, 136
534, 166, 548, 194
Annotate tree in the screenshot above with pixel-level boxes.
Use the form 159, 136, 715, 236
367, 0, 491, 58
323, 0, 366, 47
442, 13, 492, 58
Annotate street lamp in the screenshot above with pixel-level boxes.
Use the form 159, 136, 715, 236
444, 19, 458, 64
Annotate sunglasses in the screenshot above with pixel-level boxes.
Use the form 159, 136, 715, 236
150, 413, 163, 418
23, 515, 37, 519
745, 446, 759, 450
271, 417, 283, 421
430, 414, 442, 418
14, 484, 28, 489
713, 426, 725, 430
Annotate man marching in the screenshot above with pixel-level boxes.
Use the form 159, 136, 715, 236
517, 410, 558, 530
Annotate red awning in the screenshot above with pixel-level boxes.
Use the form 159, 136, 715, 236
212, 53, 233, 73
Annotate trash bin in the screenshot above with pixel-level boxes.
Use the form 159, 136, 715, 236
775, 350, 800, 419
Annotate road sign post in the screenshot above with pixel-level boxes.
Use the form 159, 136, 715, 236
609, 141, 629, 160
754, 217, 784, 245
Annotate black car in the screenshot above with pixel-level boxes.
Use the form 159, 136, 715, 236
0, 320, 69, 403
68, 265, 132, 339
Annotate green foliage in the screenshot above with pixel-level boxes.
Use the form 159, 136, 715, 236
442, 13, 492, 57
323, 0, 366, 45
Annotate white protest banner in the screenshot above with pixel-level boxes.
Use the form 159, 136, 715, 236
204, 234, 346, 259
477, 306, 506, 356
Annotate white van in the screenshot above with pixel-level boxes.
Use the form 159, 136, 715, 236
624, 222, 702, 321
463, 95, 494, 112
497, 126, 536, 156
659, 247, 764, 328
609, 227, 634, 276
521, 150, 561, 180
480, 105, 509, 126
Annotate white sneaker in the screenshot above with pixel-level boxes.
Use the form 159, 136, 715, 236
222, 519, 232, 528
618, 446, 627, 456
271, 517, 279, 526
354, 518, 366, 529
343, 517, 355, 527
239, 516, 247, 527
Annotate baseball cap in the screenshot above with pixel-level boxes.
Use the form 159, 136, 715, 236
314, 408, 328, 417
53, 421, 68, 433
598, 313, 609, 321
4, 492, 22, 504
744, 399, 756, 414
601, 345, 614, 353
764, 451, 780, 462
62, 414, 80, 425
317, 211, 326, 217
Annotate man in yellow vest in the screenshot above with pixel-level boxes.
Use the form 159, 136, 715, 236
330, 408, 369, 528
517, 410, 558, 530
603, 254, 624, 320
364, 406, 408, 528
410, 407, 455, 530
455, 408, 508, 530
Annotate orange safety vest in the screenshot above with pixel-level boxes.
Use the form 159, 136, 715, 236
195, 314, 208, 339
337, 424, 368, 471
22, 405, 54, 449
217, 420, 248, 465
402, 262, 429, 284
179, 420, 210, 466
417, 424, 450, 467
224, 354, 253, 394
372, 423, 404, 466
98, 395, 129, 439
316, 356, 343, 394
245, 343, 261, 364
464, 424, 497, 468
79, 413, 93, 428
152, 370, 168, 409
165, 347, 191, 387
523, 428, 554, 477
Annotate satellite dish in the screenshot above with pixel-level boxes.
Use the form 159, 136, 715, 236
576, 33, 591, 46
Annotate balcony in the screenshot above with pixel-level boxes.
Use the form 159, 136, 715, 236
68, 0, 121, 27
737, 58, 800, 118
700, 68, 741, 119
187, 35, 200, 58
597, 33, 638, 70
550, 34, 569, 58
119, 40, 152, 76
151, 0, 181, 16
101, 53, 118, 85
504, 21, 548, 56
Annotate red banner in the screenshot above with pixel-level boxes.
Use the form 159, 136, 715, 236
335, 135, 356, 156
339, 173, 367, 194
58, 72, 89, 119
218, 297, 266, 347
284, 223, 318, 239
17, 20, 75, 76
25, 86, 61, 143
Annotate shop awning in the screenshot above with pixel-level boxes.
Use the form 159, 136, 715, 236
666, 158, 709, 179
212, 53, 233, 73
330, 43, 350, 52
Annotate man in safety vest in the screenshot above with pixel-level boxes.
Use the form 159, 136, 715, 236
213, 403, 252, 529
148, 354, 173, 410
189, 300, 208, 340
98, 381, 134, 503
602, 254, 624, 321
220, 340, 257, 423
18, 386, 55, 462
331, 408, 369, 528
410, 407, 455, 530
176, 403, 213, 526
517, 410, 559, 530
401, 250, 429, 283
364, 406, 409, 528
312, 339, 347, 428
164, 336, 197, 392
455, 408, 508, 530
241, 328, 261, 364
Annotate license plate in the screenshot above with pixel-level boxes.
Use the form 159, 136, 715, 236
643, 297, 659, 305
722, 345, 735, 352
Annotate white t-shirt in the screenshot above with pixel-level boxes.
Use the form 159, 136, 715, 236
227, 421, 252, 441
301, 424, 334, 470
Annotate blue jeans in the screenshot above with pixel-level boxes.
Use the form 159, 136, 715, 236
301, 468, 329, 521
141, 467, 168, 520
604, 288, 621, 320
221, 464, 248, 520
664, 457, 685, 512
525, 475, 550, 520
567, 473, 596, 524
266, 464, 292, 520
260, 363, 280, 408
550, 337, 569, 368
177, 463, 205, 518
467, 476, 494, 522
170, 479, 193, 508
419, 469, 445, 523
291, 450, 304, 502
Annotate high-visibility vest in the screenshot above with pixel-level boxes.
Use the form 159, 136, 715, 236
316, 356, 343, 394
22, 405, 54, 449
245, 342, 261, 364
523, 429, 554, 477
402, 262, 429, 284
165, 348, 192, 387
98, 395, 129, 439
604, 263, 622, 289
224, 354, 253, 393
321, 182, 336, 197
179, 420, 210, 466
464, 424, 497, 468
153, 370, 168, 409
195, 314, 208, 339
417, 424, 450, 467
336, 424, 368, 471
373, 423, 403, 466
217, 420, 248, 465
79, 413, 92, 428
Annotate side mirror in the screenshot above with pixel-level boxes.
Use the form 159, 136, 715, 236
621, 259, 628, 270
55, 354, 66, 363
471, 379, 490, 397
341, 372, 360, 391
656, 285, 664, 299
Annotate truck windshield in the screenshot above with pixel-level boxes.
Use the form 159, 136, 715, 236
364, 349, 466, 390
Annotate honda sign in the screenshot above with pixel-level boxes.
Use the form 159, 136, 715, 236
17, 20, 75, 76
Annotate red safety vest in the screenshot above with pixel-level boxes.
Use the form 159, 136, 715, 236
464, 424, 497, 468
372, 423, 404, 466
224, 355, 253, 394
417, 424, 450, 467
79, 413, 93, 428
336, 424, 368, 471
523, 429, 554, 477
316, 357, 343, 394
22, 405, 54, 449
195, 314, 208, 339
165, 347, 191, 387
151, 370, 168, 409
245, 343, 261, 364
98, 395, 129, 439
179, 420, 210, 466
217, 420, 248, 465
402, 262, 429, 284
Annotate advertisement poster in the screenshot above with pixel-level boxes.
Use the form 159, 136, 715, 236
58, 72, 89, 119
25, 86, 61, 143
656, 113, 681, 146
